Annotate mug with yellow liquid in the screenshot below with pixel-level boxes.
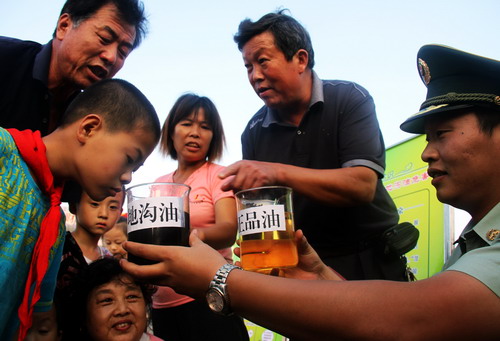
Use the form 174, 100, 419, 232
235, 186, 298, 274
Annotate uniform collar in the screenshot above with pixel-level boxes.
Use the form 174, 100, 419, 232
462, 202, 500, 246
262, 70, 324, 128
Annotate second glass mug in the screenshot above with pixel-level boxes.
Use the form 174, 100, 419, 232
235, 186, 298, 275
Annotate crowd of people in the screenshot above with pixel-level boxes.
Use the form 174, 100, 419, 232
0, 0, 499, 340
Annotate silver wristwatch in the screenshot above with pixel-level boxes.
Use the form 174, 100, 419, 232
206, 263, 241, 315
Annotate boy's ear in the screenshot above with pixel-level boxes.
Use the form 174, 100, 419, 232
77, 114, 103, 143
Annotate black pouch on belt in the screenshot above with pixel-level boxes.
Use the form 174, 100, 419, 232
381, 222, 419, 257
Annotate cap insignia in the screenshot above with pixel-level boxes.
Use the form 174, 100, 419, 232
418, 58, 431, 85
411, 104, 449, 118
486, 229, 500, 241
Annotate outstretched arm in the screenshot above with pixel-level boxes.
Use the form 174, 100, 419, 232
122, 231, 500, 341
226, 268, 500, 341
219, 160, 378, 207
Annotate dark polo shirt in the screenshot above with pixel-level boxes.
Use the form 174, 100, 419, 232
0, 37, 77, 136
241, 72, 399, 257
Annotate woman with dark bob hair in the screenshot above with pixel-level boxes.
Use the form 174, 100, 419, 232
151, 93, 248, 341
62, 257, 162, 341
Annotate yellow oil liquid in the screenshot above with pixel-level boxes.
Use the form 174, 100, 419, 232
239, 218, 298, 273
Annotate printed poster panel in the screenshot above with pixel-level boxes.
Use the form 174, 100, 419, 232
383, 135, 446, 279
244, 320, 288, 341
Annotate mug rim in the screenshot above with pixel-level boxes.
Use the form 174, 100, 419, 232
235, 185, 292, 198
126, 181, 191, 193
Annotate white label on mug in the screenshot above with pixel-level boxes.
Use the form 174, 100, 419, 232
127, 197, 185, 233
238, 205, 286, 236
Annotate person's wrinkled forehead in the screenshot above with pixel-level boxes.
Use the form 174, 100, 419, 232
91, 274, 141, 295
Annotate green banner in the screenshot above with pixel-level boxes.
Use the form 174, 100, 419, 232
383, 135, 446, 279
244, 320, 288, 341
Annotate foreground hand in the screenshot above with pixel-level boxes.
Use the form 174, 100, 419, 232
121, 230, 227, 298
218, 160, 281, 192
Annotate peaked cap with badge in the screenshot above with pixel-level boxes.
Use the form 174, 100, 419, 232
400, 44, 500, 134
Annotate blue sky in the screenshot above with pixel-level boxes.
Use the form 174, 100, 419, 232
1, 0, 499, 187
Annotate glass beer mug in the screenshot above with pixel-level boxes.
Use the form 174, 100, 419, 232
235, 186, 298, 274
126, 182, 190, 265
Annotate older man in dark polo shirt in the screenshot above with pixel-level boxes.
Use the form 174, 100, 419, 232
219, 10, 412, 281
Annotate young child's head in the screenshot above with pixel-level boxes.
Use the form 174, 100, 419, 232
103, 216, 128, 259
71, 190, 125, 237
52, 78, 161, 201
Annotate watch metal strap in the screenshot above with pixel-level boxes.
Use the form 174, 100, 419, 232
211, 263, 241, 286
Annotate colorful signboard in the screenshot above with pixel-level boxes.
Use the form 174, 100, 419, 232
244, 320, 288, 341
383, 135, 448, 279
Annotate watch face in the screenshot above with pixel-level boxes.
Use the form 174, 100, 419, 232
206, 289, 224, 313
